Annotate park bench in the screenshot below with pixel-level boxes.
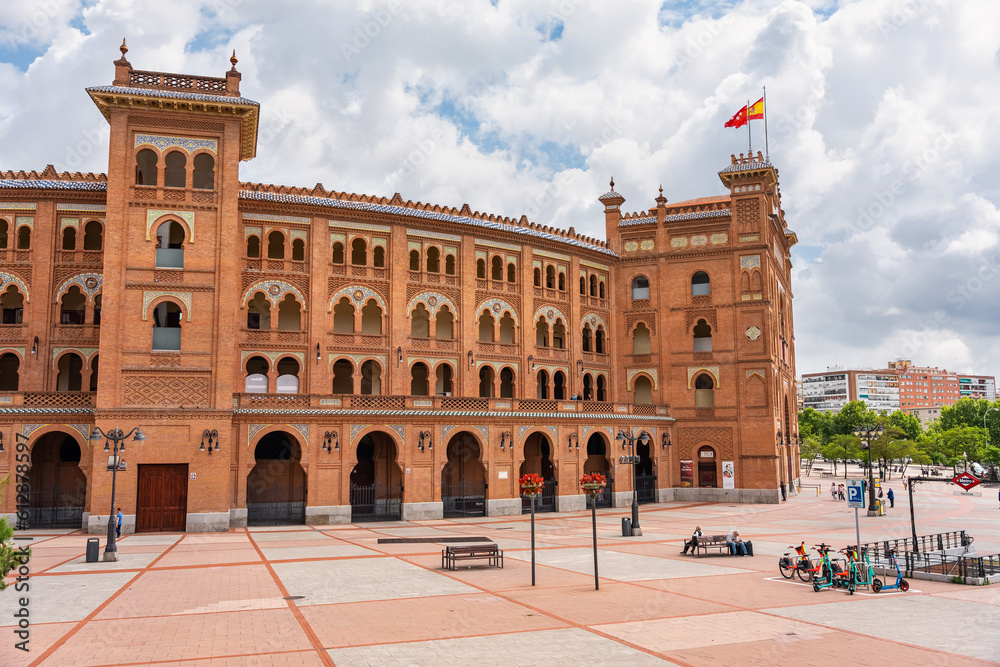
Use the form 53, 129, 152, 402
688, 534, 732, 557
441, 543, 503, 570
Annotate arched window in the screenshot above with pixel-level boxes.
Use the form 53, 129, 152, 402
692, 271, 710, 296
693, 319, 712, 352
740, 273, 750, 292
632, 323, 651, 354
410, 362, 429, 395
0, 353, 20, 391
478, 311, 495, 342
361, 360, 382, 395
17, 226, 30, 250
436, 306, 454, 340
247, 292, 270, 330
477, 259, 486, 279
192, 153, 215, 189
135, 149, 157, 185
332, 359, 354, 394
291, 238, 305, 261
634, 375, 653, 405
558, 271, 566, 291
373, 246, 385, 267
535, 318, 549, 347
599, 281, 605, 299
164, 151, 186, 188
435, 364, 453, 396
351, 238, 367, 265
582, 325, 592, 352
60, 286, 86, 325
507, 263, 516, 283
582, 373, 593, 400
247, 235, 260, 258
332, 297, 355, 333
536, 369, 549, 399
491, 256, 503, 281
500, 367, 515, 398
277, 294, 301, 331
579, 277, 586, 295
498, 313, 515, 344
61, 227, 76, 250
267, 231, 285, 259
545, 266, 555, 288
361, 299, 382, 335
552, 320, 565, 349
752, 270, 762, 291
595, 326, 605, 354
276, 357, 300, 394
0, 220, 8, 248
410, 303, 430, 338
553, 371, 566, 400
479, 366, 495, 398
332, 242, 344, 264
151, 301, 182, 351
411, 249, 422, 271
1, 286, 23, 324
93, 294, 102, 326
533, 267, 541, 287
56, 353, 83, 391
245, 356, 268, 393
597, 374, 606, 402
427, 247, 440, 273
589, 274, 597, 296
695, 373, 715, 408
89, 354, 100, 391
631, 276, 649, 300
156, 220, 185, 268
446, 255, 456, 275
82, 221, 102, 251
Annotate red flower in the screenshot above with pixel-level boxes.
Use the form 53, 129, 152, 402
519, 473, 544, 489
580, 472, 607, 487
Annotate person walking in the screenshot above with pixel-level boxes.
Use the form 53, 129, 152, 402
831, 482, 837, 501
116, 507, 123, 538
887, 487, 894, 508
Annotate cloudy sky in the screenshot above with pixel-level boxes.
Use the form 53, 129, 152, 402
2, 0, 999, 379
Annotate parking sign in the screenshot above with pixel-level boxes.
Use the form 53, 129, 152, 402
847, 479, 865, 508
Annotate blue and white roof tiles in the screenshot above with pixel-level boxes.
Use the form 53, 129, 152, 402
85, 85, 259, 107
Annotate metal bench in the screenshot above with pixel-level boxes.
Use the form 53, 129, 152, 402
688, 534, 732, 557
441, 543, 503, 570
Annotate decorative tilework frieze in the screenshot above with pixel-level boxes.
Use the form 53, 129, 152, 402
687, 366, 720, 388
68, 423, 91, 444
319, 398, 342, 406
442, 424, 457, 443
475, 238, 520, 252
142, 291, 193, 321
135, 133, 218, 154
518, 425, 532, 442
627, 368, 658, 390
146, 209, 195, 242
624, 241, 638, 252
52, 347, 99, 366
582, 425, 593, 441
248, 424, 268, 444
290, 424, 309, 443
0, 203, 35, 211
21, 424, 44, 438
746, 369, 765, 380
582, 313, 607, 332
690, 235, 708, 246
671, 237, 688, 248
329, 220, 391, 233
0, 347, 26, 361
407, 292, 457, 316
243, 213, 311, 225
473, 425, 489, 444
60, 217, 79, 231
245, 225, 262, 239
407, 357, 458, 370
330, 232, 346, 245
351, 423, 370, 443
0, 396, 12, 404
739, 235, 760, 242
532, 249, 570, 262
409, 229, 461, 242
329, 285, 385, 312
545, 425, 558, 441
0, 271, 30, 301
476, 360, 519, 373
640, 240, 654, 251
327, 353, 387, 368
410, 241, 426, 252
243, 281, 306, 309
580, 259, 609, 271
242, 350, 306, 365
290, 229, 307, 242
605, 426, 614, 442
740, 255, 761, 269
534, 305, 567, 325
57, 203, 106, 213
535, 364, 569, 377
710, 233, 728, 244
478, 298, 518, 323
387, 424, 405, 443
373, 237, 387, 249
58, 273, 102, 300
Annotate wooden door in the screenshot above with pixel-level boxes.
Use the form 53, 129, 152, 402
136, 464, 188, 532
698, 461, 717, 488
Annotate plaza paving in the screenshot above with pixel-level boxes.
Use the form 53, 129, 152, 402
3, 476, 999, 666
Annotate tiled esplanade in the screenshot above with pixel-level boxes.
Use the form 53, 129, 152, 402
0, 46, 800, 534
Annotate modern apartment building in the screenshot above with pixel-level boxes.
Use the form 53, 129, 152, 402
801, 368, 899, 413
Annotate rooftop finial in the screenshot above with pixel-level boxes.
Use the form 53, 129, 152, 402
659, 184, 663, 194
230, 49, 238, 71
119, 38, 128, 60
610, 177, 615, 191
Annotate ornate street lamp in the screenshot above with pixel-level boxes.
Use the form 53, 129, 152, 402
853, 422, 883, 517
90, 425, 146, 561
616, 428, 650, 536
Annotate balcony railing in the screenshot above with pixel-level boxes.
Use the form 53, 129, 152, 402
0, 392, 96, 408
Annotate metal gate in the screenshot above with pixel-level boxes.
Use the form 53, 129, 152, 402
594, 480, 613, 509
522, 479, 556, 513
27, 492, 84, 529
350, 482, 402, 522
442, 481, 486, 518
636, 474, 656, 505
247, 501, 306, 526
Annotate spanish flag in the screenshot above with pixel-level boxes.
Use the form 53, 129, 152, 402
748, 97, 764, 120
724, 105, 747, 128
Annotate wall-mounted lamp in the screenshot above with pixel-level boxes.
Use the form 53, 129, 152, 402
397, 346, 403, 366
316, 343, 321, 363
568, 432, 578, 451
527, 355, 534, 372
200, 429, 219, 455
577, 359, 583, 376
31, 336, 38, 358
500, 430, 510, 452
418, 430, 433, 452
662, 432, 671, 449
468, 350, 474, 368
323, 430, 338, 452
775, 430, 783, 447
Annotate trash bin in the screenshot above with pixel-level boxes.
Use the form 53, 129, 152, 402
621, 518, 631, 537
86, 538, 100, 563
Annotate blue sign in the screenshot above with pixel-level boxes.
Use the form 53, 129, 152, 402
847, 480, 865, 508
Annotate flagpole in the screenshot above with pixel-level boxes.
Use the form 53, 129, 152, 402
747, 98, 752, 154
763, 86, 769, 161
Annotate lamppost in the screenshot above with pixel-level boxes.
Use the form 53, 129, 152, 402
615, 428, 650, 536
90, 426, 146, 562
985, 407, 1000, 478
853, 422, 883, 517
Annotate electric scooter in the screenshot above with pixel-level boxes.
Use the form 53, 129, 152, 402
872, 548, 909, 593
811, 544, 852, 592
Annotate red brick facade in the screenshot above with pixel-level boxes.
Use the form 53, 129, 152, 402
0, 49, 800, 533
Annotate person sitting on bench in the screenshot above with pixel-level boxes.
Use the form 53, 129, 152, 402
681, 526, 703, 555
727, 529, 748, 556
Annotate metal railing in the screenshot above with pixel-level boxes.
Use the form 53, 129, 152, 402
861, 531, 973, 567
900, 551, 1000, 580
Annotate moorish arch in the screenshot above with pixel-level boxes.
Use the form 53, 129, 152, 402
0, 271, 30, 302
329, 285, 387, 314
26, 428, 89, 529
247, 429, 307, 525
441, 430, 487, 518
349, 428, 403, 522
583, 430, 614, 508
519, 429, 556, 513
243, 280, 306, 310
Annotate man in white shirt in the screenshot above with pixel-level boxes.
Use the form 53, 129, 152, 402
726, 529, 747, 556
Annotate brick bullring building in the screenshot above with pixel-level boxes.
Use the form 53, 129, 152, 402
0, 46, 800, 534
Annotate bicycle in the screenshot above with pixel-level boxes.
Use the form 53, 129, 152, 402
778, 541, 815, 582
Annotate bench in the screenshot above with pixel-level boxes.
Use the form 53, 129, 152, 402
686, 534, 733, 557
441, 543, 503, 570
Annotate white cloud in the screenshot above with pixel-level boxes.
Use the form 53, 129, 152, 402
2, 0, 1000, 378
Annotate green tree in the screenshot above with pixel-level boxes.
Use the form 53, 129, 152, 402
888, 410, 922, 440
938, 426, 986, 472
821, 434, 861, 478
831, 401, 880, 436
0, 477, 30, 591
798, 407, 833, 443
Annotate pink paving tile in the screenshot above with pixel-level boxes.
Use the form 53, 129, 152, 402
150, 547, 262, 568
639, 571, 833, 610
44, 608, 313, 665
138, 652, 328, 667
5, 621, 77, 667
